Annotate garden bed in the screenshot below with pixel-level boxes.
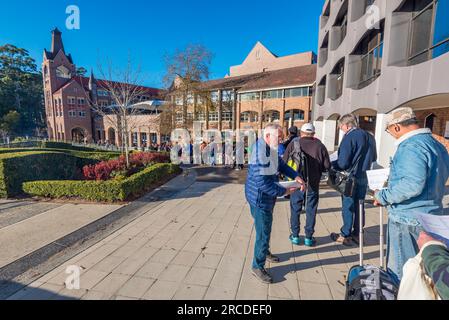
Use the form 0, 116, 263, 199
23, 163, 181, 202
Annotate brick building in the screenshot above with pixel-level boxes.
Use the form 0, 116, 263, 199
43, 29, 317, 147
42, 28, 165, 146
168, 42, 317, 137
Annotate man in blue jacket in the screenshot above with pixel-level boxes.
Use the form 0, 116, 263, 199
245, 123, 305, 284
330, 114, 377, 246
374, 107, 449, 279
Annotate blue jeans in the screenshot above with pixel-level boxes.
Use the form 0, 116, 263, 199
250, 206, 273, 270
341, 177, 368, 238
290, 187, 319, 239
386, 218, 422, 280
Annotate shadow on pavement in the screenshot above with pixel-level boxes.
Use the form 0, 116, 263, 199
0, 281, 75, 300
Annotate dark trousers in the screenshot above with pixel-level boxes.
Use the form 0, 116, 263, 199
340, 177, 368, 238
250, 206, 273, 270
290, 186, 319, 239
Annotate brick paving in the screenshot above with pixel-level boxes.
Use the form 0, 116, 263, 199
6, 169, 400, 300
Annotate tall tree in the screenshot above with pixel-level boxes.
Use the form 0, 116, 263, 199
163, 44, 213, 130
86, 57, 149, 168
0, 44, 45, 136
76, 67, 87, 76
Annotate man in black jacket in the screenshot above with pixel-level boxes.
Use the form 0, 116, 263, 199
283, 123, 331, 247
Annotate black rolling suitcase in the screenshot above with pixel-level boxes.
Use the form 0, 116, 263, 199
345, 200, 400, 300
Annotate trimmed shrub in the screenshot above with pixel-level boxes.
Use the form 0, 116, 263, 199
83, 152, 170, 181
23, 163, 181, 202
0, 152, 84, 198
39, 141, 97, 152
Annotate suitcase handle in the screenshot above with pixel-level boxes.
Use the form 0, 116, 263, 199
359, 200, 385, 269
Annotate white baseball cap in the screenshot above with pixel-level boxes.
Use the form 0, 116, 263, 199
301, 123, 316, 133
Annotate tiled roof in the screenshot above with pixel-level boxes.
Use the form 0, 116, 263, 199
54, 76, 164, 97
199, 64, 317, 92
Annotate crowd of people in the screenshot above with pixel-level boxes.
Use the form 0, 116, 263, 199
244, 108, 449, 300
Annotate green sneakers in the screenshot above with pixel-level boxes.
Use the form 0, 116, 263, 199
304, 237, 317, 247
289, 235, 301, 246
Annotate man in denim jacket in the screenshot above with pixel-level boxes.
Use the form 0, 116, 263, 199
374, 107, 449, 279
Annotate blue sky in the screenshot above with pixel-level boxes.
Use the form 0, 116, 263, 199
0, 0, 323, 88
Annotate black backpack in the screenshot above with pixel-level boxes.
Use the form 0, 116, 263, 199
287, 138, 308, 182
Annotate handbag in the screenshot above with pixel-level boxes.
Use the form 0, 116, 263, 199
327, 167, 357, 197
327, 132, 369, 197
397, 251, 441, 300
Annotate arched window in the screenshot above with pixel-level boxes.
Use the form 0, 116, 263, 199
56, 65, 71, 79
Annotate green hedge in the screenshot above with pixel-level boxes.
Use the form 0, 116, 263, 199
23, 163, 181, 202
0, 152, 85, 198
39, 141, 97, 152
0, 148, 120, 162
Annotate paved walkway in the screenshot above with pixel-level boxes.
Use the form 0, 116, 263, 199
0, 200, 122, 269
5, 169, 448, 300
5, 167, 397, 301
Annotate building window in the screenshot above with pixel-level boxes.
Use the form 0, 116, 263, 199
209, 111, 219, 122
262, 90, 283, 100
176, 112, 183, 122
284, 109, 305, 122
222, 90, 234, 102
355, 21, 385, 88
196, 112, 206, 121
79, 111, 87, 117
319, 33, 329, 67
69, 110, 76, 117
68, 97, 76, 105
77, 97, 86, 105
210, 91, 219, 104
333, 1, 349, 50
56, 65, 71, 79
222, 112, 233, 121
98, 90, 109, 97
263, 111, 280, 122
321, 1, 331, 28
408, 0, 449, 65
175, 96, 183, 106
239, 92, 260, 101
317, 76, 327, 106
330, 59, 345, 100
240, 112, 258, 123
285, 87, 311, 98
187, 94, 194, 105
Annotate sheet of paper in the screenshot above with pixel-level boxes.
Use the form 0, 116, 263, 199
330, 152, 338, 162
276, 181, 302, 189
417, 214, 449, 247
366, 168, 390, 191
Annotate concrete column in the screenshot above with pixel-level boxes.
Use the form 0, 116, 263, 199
322, 120, 337, 152
137, 130, 142, 148
218, 90, 223, 132
314, 121, 324, 141
375, 113, 397, 168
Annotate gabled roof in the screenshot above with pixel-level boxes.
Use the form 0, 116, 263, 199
53, 76, 165, 98
197, 64, 317, 92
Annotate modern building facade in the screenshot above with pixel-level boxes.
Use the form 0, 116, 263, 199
168, 42, 317, 138
42, 28, 166, 147
313, 0, 449, 167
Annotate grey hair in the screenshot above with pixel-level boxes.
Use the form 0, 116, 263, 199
264, 123, 283, 135
339, 114, 359, 128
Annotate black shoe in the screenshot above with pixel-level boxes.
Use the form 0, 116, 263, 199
251, 268, 273, 284
351, 234, 360, 245
266, 252, 280, 263
330, 233, 353, 247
